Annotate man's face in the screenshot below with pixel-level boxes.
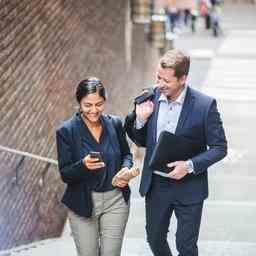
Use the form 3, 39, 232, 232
155, 65, 187, 100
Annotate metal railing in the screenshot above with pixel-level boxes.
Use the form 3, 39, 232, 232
0, 145, 58, 165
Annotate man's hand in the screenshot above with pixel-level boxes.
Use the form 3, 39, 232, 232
167, 161, 188, 180
136, 100, 154, 123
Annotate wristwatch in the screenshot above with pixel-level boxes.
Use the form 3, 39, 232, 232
186, 160, 194, 174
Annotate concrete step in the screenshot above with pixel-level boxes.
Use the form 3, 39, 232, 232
126, 198, 256, 243
123, 238, 256, 256
209, 174, 256, 202
218, 30, 256, 57
3, 236, 256, 256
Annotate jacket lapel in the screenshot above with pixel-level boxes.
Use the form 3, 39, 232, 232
75, 113, 120, 156
102, 114, 120, 154
175, 87, 195, 135
149, 89, 161, 144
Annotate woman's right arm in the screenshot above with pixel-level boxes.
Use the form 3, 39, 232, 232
56, 127, 91, 185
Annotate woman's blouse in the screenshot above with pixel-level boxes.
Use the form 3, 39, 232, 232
81, 116, 118, 192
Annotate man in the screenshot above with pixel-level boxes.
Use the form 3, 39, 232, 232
125, 49, 227, 256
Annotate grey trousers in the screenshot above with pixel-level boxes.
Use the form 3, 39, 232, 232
69, 189, 130, 256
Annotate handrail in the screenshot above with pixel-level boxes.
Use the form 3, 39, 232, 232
0, 145, 58, 166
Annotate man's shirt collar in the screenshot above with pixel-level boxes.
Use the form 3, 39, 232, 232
158, 85, 187, 105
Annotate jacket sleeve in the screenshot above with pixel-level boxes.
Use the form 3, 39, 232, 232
114, 117, 133, 169
124, 111, 148, 147
191, 99, 228, 174
56, 126, 91, 184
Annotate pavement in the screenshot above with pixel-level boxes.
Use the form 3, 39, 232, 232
2, 3, 256, 256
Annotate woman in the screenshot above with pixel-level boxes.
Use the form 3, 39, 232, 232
56, 77, 133, 256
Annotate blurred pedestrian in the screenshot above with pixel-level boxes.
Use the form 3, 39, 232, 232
177, 0, 197, 26
199, 0, 212, 29
167, 0, 198, 33
166, 0, 181, 32
210, 0, 223, 36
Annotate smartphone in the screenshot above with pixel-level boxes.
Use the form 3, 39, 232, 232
89, 151, 103, 162
134, 88, 154, 105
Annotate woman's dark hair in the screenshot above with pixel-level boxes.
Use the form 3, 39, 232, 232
76, 77, 106, 103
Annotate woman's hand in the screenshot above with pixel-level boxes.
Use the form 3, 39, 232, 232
112, 167, 140, 188
83, 154, 105, 170
112, 167, 130, 188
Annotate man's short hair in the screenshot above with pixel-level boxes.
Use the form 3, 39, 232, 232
159, 49, 190, 79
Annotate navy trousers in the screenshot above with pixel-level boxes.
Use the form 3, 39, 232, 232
145, 175, 203, 256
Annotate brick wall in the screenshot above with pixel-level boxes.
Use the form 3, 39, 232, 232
0, 0, 158, 250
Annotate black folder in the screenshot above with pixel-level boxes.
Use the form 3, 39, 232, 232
149, 131, 201, 173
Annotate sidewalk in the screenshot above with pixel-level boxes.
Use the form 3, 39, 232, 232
2, 233, 256, 256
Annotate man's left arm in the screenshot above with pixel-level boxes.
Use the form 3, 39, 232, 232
191, 99, 228, 174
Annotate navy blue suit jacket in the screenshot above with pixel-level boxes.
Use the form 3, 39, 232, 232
56, 113, 133, 217
125, 87, 227, 204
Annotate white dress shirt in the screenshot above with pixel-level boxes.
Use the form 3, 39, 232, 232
136, 86, 194, 176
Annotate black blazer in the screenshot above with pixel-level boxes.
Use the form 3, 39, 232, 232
56, 112, 133, 217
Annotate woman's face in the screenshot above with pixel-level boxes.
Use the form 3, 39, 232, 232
80, 92, 105, 124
